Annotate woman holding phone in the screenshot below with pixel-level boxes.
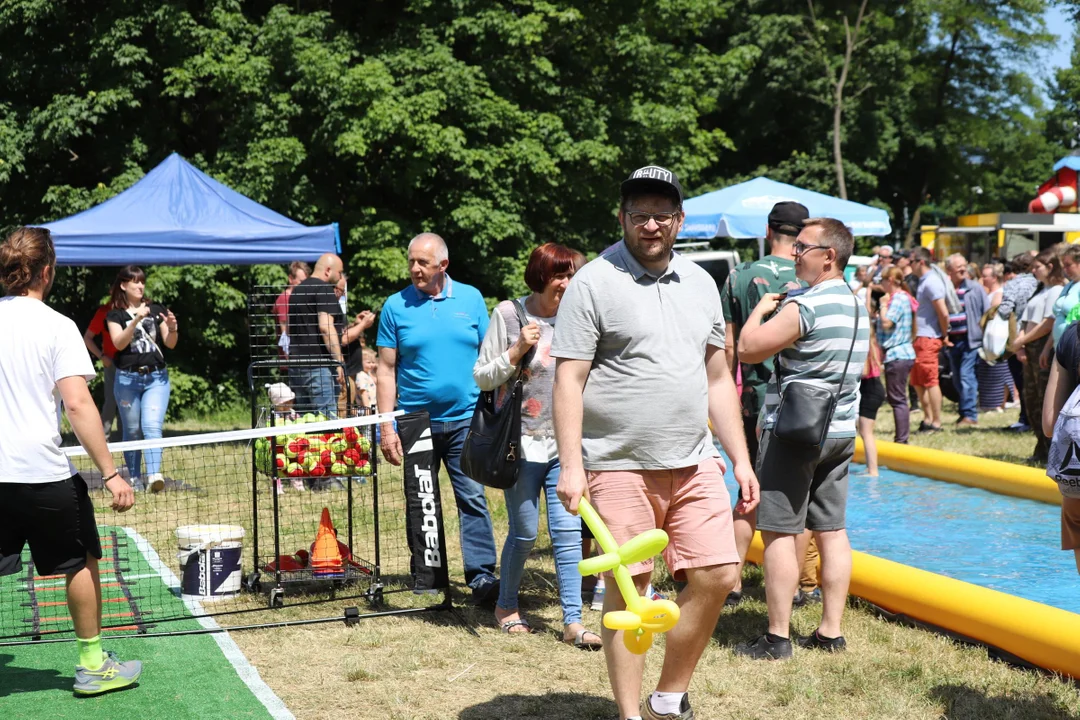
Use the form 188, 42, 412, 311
106, 266, 178, 492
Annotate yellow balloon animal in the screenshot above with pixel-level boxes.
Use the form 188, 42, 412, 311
577, 498, 680, 654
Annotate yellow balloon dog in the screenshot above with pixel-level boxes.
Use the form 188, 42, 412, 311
577, 498, 680, 654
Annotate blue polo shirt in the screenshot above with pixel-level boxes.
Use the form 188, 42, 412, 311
377, 276, 489, 423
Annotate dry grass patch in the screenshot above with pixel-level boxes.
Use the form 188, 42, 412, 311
157, 405, 1078, 719
225, 480, 1080, 720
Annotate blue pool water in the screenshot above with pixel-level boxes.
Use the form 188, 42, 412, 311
719, 455, 1080, 615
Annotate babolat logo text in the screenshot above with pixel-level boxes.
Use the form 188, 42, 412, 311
415, 465, 442, 566
632, 166, 672, 183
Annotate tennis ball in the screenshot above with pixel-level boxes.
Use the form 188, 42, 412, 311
356, 460, 372, 476
328, 435, 348, 452
275, 453, 287, 470
306, 437, 326, 453
357, 436, 372, 452
286, 462, 304, 477
308, 464, 326, 477
302, 413, 318, 424
304, 453, 320, 471
342, 426, 359, 445
330, 461, 349, 476
320, 449, 334, 467
341, 448, 359, 466
285, 436, 309, 458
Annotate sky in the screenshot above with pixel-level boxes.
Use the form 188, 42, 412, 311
1041, 4, 1075, 75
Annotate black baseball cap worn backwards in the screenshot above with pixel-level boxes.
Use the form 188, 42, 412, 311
621, 165, 684, 205
768, 201, 809, 237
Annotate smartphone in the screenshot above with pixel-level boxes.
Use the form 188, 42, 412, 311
777, 287, 810, 301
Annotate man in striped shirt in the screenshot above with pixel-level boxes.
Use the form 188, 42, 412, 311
945, 254, 988, 426
734, 218, 869, 660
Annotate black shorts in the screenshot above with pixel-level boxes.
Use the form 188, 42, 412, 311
859, 376, 886, 420
0, 474, 102, 577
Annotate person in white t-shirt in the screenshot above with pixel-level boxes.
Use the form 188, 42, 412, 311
0, 227, 141, 696
1009, 248, 1065, 464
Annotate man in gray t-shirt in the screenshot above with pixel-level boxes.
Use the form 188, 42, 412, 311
552, 165, 759, 720
909, 246, 951, 432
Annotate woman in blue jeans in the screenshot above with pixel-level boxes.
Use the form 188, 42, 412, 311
473, 243, 600, 649
106, 266, 178, 492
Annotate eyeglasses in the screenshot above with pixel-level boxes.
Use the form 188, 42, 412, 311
793, 241, 829, 256
625, 209, 680, 227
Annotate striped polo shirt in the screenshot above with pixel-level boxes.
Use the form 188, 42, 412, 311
761, 278, 871, 439
948, 284, 968, 337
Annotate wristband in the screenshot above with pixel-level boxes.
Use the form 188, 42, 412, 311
102, 470, 120, 482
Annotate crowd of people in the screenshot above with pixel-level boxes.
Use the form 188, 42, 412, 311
842, 241, 1080, 472
2, 160, 1080, 714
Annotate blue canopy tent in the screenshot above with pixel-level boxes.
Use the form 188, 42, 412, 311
46, 153, 340, 266
679, 177, 892, 248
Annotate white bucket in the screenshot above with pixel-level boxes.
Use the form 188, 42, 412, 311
176, 525, 245, 601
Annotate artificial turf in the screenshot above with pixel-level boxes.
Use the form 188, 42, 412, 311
0, 527, 282, 719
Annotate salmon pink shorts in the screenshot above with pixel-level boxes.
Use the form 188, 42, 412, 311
586, 457, 740, 582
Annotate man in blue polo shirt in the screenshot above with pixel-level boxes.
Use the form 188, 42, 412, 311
376, 232, 499, 604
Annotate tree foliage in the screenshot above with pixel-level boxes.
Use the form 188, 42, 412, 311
0, 0, 1074, 413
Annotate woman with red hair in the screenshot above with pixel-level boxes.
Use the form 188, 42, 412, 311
473, 243, 600, 648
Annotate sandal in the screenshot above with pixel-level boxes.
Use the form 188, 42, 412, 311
565, 628, 603, 650
500, 618, 533, 634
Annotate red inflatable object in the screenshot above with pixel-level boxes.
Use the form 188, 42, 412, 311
1030, 167, 1078, 213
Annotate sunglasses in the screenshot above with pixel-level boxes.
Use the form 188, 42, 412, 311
793, 241, 830, 256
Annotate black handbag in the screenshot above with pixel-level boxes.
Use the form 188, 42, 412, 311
461, 300, 536, 489
771, 296, 860, 448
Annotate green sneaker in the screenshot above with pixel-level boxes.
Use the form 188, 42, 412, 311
74, 650, 142, 696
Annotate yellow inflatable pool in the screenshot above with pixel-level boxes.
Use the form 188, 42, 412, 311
854, 438, 1061, 505
745, 534, 1080, 679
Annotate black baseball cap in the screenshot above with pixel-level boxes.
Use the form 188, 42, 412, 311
620, 165, 683, 205
767, 201, 810, 237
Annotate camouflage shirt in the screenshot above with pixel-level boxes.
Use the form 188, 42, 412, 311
720, 255, 804, 418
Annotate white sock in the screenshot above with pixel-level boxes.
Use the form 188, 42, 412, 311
649, 691, 686, 715
626, 717, 643, 720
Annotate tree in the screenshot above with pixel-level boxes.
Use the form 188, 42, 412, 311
806, 0, 870, 200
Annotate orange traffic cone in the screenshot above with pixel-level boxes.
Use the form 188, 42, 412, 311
310, 507, 343, 576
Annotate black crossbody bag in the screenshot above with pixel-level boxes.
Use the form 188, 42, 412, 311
461, 300, 536, 489
771, 297, 860, 448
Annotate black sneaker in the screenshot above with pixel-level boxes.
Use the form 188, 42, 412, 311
734, 634, 792, 660
797, 629, 847, 653
723, 590, 743, 607
470, 578, 500, 607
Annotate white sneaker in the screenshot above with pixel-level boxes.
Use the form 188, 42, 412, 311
591, 579, 605, 611
147, 473, 165, 493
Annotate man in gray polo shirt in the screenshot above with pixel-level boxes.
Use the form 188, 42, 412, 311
553, 165, 759, 720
